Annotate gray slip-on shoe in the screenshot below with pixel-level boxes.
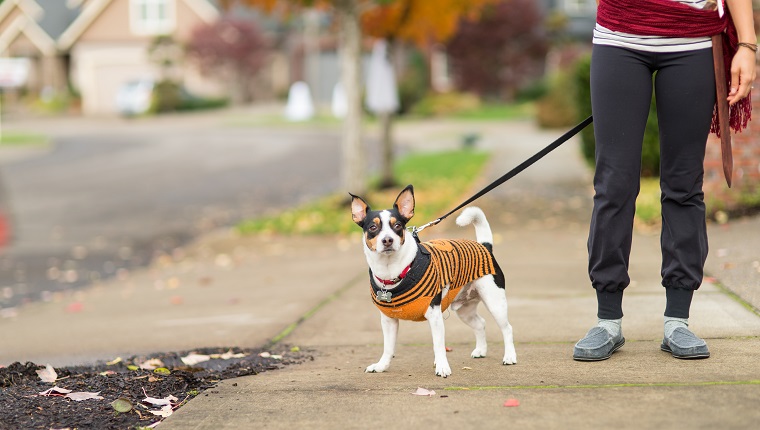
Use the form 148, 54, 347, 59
573, 326, 625, 361
661, 326, 710, 359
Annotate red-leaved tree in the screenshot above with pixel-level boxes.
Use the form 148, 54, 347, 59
446, 0, 548, 101
186, 18, 270, 104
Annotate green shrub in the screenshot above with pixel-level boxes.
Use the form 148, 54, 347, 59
535, 68, 578, 128
151, 80, 228, 113
151, 80, 182, 113
574, 54, 660, 177
515, 79, 549, 103
397, 49, 429, 115
574, 55, 594, 165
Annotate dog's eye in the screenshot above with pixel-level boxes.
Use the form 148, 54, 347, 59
368, 224, 378, 232
394, 222, 403, 230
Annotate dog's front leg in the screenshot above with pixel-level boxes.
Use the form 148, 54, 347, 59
425, 305, 451, 378
366, 313, 399, 373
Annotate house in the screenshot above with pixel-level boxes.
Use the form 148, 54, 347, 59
0, 0, 70, 97
542, 0, 597, 40
0, 0, 223, 115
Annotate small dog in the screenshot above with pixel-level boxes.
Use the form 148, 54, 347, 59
350, 185, 516, 377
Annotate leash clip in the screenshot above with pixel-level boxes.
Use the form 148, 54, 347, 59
408, 218, 441, 243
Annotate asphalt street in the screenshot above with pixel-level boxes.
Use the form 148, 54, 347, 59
0, 107, 349, 310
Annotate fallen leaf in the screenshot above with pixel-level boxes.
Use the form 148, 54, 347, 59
65, 302, 83, 313
148, 375, 160, 383
461, 366, 472, 370
153, 367, 171, 376
290, 346, 301, 353
217, 350, 246, 360
142, 394, 178, 407
127, 365, 139, 371
106, 357, 123, 366
258, 352, 271, 358
39, 386, 72, 396
66, 391, 104, 401
139, 358, 165, 370
99, 370, 116, 376
36, 364, 57, 383
503, 398, 520, 407
181, 353, 211, 366
445, 346, 453, 352
148, 405, 173, 417
411, 387, 436, 396
111, 398, 133, 413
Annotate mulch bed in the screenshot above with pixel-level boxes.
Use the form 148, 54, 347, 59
0, 346, 310, 429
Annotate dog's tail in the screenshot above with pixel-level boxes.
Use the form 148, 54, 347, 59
455, 207, 493, 247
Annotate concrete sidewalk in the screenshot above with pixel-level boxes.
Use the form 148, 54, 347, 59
159, 120, 760, 429
2, 118, 758, 428
158, 225, 760, 429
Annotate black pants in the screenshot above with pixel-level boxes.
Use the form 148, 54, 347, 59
589, 45, 715, 320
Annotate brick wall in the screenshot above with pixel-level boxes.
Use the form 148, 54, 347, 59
703, 81, 760, 213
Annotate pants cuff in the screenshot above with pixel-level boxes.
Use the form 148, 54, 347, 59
665, 287, 694, 319
596, 289, 624, 320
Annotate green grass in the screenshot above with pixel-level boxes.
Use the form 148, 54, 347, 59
223, 112, 342, 128
1, 132, 49, 145
635, 177, 661, 226
237, 149, 491, 236
448, 102, 535, 121
634, 178, 760, 227
445, 380, 760, 391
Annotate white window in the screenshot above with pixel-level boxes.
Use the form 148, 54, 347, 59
563, 0, 596, 15
130, 0, 175, 35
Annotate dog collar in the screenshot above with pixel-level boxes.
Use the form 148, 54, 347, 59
374, 264, 412, 286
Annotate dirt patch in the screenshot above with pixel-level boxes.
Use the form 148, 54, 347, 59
0, 346, 309, 429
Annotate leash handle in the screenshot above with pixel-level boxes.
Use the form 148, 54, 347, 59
422, 115, 594, 228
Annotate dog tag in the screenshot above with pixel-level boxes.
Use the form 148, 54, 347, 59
376, 290, 392, 302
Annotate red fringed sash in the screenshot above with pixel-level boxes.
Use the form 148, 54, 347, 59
597, 0, 752, 136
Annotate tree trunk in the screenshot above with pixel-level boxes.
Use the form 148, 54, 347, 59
378, 111, 395, 189
377, 39, 399, 189
337, 1, 366, 195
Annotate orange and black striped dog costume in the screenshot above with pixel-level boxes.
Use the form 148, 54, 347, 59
370, 239, 504, 321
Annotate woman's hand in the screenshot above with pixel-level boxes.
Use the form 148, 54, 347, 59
728, 46, 757, 105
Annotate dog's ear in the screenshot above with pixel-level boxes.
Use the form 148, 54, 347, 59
349, 193, 369, 225
394, 185, 415, 221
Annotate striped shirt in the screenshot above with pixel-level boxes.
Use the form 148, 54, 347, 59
593, 0, 713, 52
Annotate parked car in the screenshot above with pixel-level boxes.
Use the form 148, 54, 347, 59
115, 79, 154, 116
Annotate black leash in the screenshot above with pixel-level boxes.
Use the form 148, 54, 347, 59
411, 115, 593, 242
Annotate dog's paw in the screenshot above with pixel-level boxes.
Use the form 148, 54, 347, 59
502, 348, 517, 365
435, 361, 452, 378
365, 362, 389, 373
470, 347, 487, 359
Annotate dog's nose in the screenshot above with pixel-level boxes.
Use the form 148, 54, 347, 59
381, 236, 394, 248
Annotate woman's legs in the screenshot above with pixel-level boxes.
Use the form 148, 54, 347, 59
575, 45, 655, 361
577, 46, 715, 361
654, 48, 714, 318
654, 48, 714, 359
588, 45, 655, 319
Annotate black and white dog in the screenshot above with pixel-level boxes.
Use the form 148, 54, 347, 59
350, 185, 516, 377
